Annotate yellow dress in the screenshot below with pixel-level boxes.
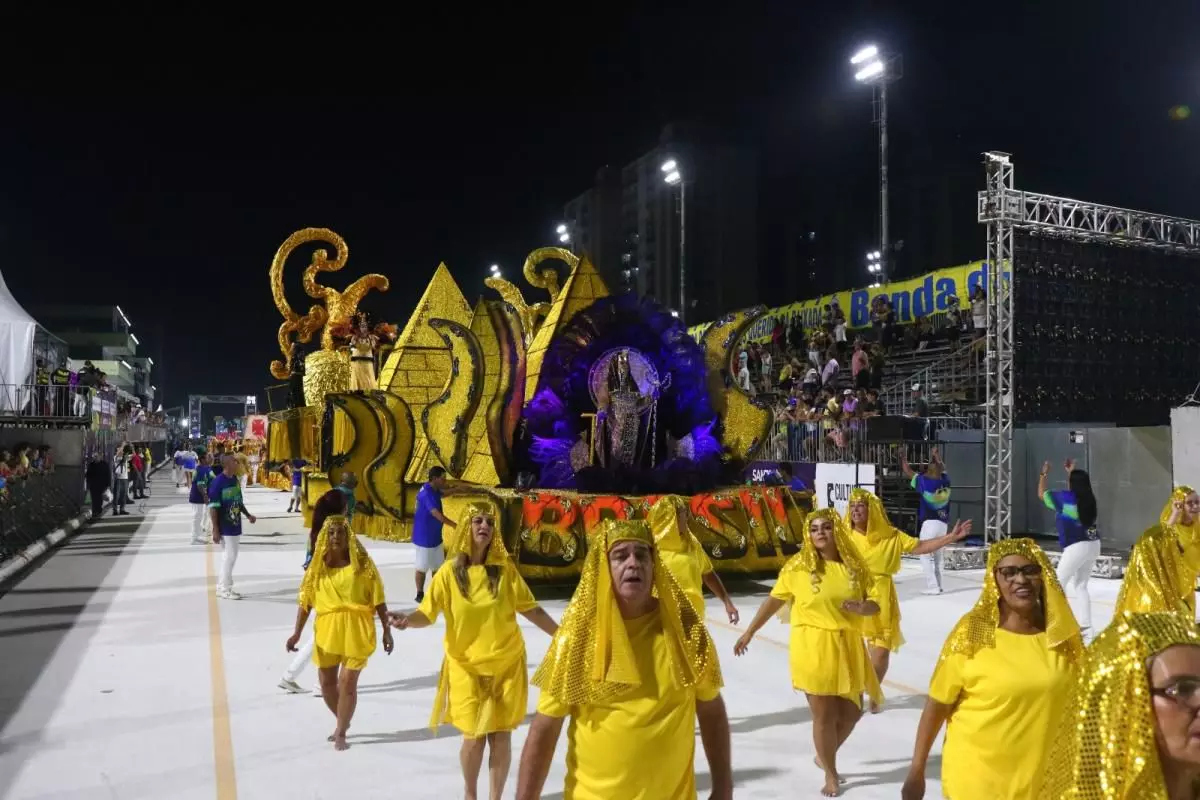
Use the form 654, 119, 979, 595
930, 629, 1073, 798
770, 558, 883, 709
658, 548, 713, 615
849, 528, 918, 651
312, 564, 385, 670
537, 607, 719, 800
348, 336, 377, 391
420, 561, 538, 737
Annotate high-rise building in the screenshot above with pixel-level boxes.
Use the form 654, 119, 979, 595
562, 125, 758, 325
30, 304, 157, 405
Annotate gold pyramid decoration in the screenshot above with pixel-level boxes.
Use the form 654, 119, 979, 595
522, 254, 609, 402
379, 263, 473, 482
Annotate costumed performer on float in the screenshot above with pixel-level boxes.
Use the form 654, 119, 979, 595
1114, 486, 1200, 618
285, 514, 392, 751
648, 494, 740, 624
1038, 611, 1200, 800
901, 538, 1082, 800
516, 519, 731, 800
390, 501, 558, 800
735, 508, 884, 797
843, 488, 970, 704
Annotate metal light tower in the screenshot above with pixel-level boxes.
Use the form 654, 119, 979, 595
661, 159, 686, 323
852, 44, 901, 284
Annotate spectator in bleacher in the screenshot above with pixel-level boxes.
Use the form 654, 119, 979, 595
852, 340, 870, 391
736, 352, 754, 394
771, 319, 785, 351
820, 304, 834, 333
970, 285, 987, 334
807, 329, 827, 369
868, 343, 886, 389
787, 317, 805, 351
759, 346, 773, 393
801, 364, 821, 396
0, 451, 12, 481
831, 298, 847, 350
820, 347, 840, 388
861, 388, 882, 417
776, 359, 795, 393
910, 384, 930, 418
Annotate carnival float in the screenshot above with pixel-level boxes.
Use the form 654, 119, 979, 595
265, 228, 812, 579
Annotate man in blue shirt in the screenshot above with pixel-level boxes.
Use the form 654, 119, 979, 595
412, 465, 460, 603
778, 462, 808, 493
208, 455, 256, 600
190, 452, 215, 545
287, 458, 307, 513
901, 447, 951, 595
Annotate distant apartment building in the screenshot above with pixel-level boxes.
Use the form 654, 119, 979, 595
562, 125, 759, 325
31, 304, 157, 405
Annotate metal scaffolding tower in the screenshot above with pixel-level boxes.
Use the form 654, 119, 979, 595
188, 394, 257, 439
976, 153, 1200, 542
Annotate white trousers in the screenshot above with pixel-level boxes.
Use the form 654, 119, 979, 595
239, 474, 248, 492
1057, 539, 1101, 633
919, 519, 948, 591
191, 503, 210, 542
284, 634, 315, 682
219, 536, 241, 591
173, 465, 182, 485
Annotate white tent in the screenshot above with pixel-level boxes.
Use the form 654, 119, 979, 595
0, 269, 39, 412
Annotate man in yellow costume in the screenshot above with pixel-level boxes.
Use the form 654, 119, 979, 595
516, 518, 732, 800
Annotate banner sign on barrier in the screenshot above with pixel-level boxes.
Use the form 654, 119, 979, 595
688, 259, 1011, 343
813, 463, 877, 516
743, 461, 817, 488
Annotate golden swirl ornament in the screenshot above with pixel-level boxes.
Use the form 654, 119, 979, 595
521, 247, 578, 302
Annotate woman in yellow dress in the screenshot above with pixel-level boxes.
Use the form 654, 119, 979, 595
901, 538, 1082, 799
843, 488, 970, 697
348, 314, 379, 392
1039, 611, 1200, 799
285, 514, 392, 751
390, 501, 558, 800
648, 495, 740, 624
1114, 486, 1200, 617
734, 508, 884, 797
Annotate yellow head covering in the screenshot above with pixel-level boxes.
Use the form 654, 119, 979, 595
532, 518, 722, 706
844, 487, 899, 545
1161, 485, 1197, 527
784, 508, 873, 592
449, 500, 511, 565
1040, 612, 1200, 800
298, 514, 382, 609
648, 495, 699, 553
937, 537, 1082, 663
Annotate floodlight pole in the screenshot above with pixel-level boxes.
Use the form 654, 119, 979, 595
878, 81, 889, 285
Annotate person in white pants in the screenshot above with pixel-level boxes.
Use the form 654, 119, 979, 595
902, 447, 953, 595
1039, 458, 1101, 640
189, 453, 215, 545
210, 455, 256, 600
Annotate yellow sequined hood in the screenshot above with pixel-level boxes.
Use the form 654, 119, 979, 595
783, 508, 873, 592
843, 487, 900, 545
648, 495, 700, 554
447, 500, 511, 566
531, 518, 722, 706
298, 514, 382, 609
1039, 612, 1200, 799
938, 538, 1082, 663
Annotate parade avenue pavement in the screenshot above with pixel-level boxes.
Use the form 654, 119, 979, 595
0, 471, 1125, 799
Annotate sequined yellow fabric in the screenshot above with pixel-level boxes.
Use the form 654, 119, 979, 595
1114, 524, 1195, 617
1161, 485, 1197, 526
298, 515, 383, 609
449, 501, 511, 565
1039, 612, 1200, 799
649, 495, 697, 554
938, 538, 1082, 664
845, 487, 901, 546
532, 519, 721, 706
784, 508, 873, 591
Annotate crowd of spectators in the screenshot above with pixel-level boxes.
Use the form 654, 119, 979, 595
0, 443, 55, 502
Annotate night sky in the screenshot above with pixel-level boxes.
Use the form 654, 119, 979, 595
2, 4, 1195, 413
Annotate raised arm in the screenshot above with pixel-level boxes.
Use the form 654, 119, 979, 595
910, 520, 972, 556
900, 449, 916, 480
516, 712, 564, 800
1037, 460, 1051, 503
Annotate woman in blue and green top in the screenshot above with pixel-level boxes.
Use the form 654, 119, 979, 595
1038, 459, 1100, 640
900, 446, 952, 595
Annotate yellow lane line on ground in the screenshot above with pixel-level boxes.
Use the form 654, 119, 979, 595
206, 546, 238, 800
705, 616, 926, 697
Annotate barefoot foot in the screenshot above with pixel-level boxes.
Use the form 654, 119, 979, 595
814, 758, 847, 784
332, 733, 348, 751
821, 774, 842, 797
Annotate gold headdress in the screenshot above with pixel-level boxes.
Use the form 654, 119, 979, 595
1161, 485, 1197, 527
648, 495, 698, 554
449, 500, 511, 565
845, 487, 899, 544
783, 508, 873, 593
532, 518, 722, 706
298, 514, 382, 609
938, 538, 1082, 663
1040, 612, 1200, 799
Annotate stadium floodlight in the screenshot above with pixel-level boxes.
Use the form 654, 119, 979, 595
850, 45, 878, 65
855, 61, 885, 82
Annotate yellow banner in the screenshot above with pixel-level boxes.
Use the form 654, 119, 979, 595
689, 260, 1009, 343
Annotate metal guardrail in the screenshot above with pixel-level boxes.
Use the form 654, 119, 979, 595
764, 415, 981, 465
0, 384, 122, 428
0, 472, 83, 563
879, 338, 986, 417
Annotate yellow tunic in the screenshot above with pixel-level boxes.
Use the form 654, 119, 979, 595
536, 608, 719, 800
1114, 524, 1200, 617
348, 338, 377, 392
312, 564, 385, 664
658, 547, 713, 615
929, 629, 1073, 799
770, 561, 883, 709
849, 529, 919, 652
419, 562, 538, 737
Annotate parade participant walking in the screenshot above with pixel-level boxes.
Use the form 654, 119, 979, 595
735, 508, 883, 796
648, 495, 739, 623
286, 458, 307, 513
391, 501, 558, 800
1114, 486, 1200, 617
1038, 458, 1102, 641
286, 515, 392, 751
208, 454, 256, 600
112, 445, 132, 516
901, 538, 1081, 799
517, 519, 731, 800
1039, 611, 1200, 799
173, 447, 185, 486
901, 447, 952, 594
843, 488, 970, 700
189, 453, 214, 545
413, 466, 462, 603
181, 447, 197, 489
279, 475, 357, 694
